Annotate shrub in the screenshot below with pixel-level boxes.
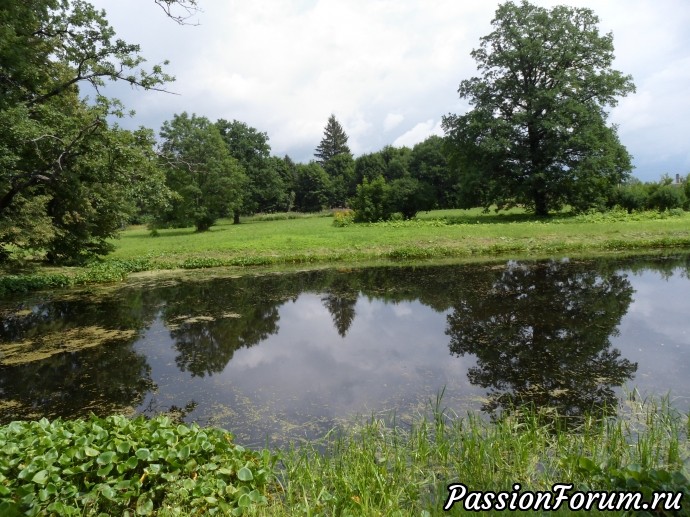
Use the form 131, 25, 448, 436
332, 209, 354, 227
350, 176, 390, 223
648, 184, 686, 211
613, 181, 650, 213
386, 176, 434, 219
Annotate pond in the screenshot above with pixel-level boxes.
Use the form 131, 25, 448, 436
1, 254, 689, 447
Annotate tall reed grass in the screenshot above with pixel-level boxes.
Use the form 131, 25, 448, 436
263, 391, 689, 516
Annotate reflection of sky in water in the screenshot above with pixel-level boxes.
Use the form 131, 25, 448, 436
135, 296, 480, 446
133, 264, 690, 446
613, 269, 690, 411
3, 257, 690, 448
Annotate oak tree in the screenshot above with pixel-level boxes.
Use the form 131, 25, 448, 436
157, 113, 246, 232
0, 0, 173, 262
442, 1, 635, 215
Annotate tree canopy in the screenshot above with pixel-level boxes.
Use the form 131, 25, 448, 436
314, 114, 351, 166
0, 0, 172, 263
156, 113, 246, 232
442, 0, 635, 216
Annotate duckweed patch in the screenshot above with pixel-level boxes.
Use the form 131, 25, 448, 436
0, 326, 137, 365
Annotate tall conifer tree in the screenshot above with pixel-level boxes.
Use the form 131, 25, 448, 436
314, 114, 351, 166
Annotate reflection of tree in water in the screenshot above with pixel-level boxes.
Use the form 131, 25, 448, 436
321, 275, 359, 338
0, 345, 154, 423
162, 277, 290, 377
5, 254, 683, 426
446, 260, 638, 420
0, 293, 157, 424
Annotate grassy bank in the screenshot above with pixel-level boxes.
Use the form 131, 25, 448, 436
1, 394, 688, 516
2, 208, 690, 295
110, 208, 690, 266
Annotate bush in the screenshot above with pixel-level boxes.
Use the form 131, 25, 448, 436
350, 176, 390, 223
332, 209, 354, 227
613, 181, 650, 213
648, 184, 686, 211
386, 176, 434, 219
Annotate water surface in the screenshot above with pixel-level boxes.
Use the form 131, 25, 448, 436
1, 254, 689, 446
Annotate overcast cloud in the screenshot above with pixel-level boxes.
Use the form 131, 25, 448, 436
90, 0, 690, 181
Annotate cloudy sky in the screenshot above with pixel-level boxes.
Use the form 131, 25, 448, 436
90, 0, 690, 181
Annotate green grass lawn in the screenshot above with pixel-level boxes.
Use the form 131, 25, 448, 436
2, 208, 690, 295
108, 208, 690, 268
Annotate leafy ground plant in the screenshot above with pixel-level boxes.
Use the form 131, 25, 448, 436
0, 414, 276, 516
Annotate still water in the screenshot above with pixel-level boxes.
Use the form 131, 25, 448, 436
1, 254, 689, 446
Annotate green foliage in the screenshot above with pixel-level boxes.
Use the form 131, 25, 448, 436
386, 176, 434, 219
410, 135, 457, 209
443, 0, 635, 216
613, 180, 651, 213
323, 153, 356, 206
354, 152, 387, 186
0, 258, 153, 295
215, 120, 290, 215
332, 209, 354, 227
350, 176, 390, 222
294, 162, 332, 212
0, 273, 73, 296
272, 395, 690, 516
611, 176, 688, 214
571, 458, 690, 515
0, 415, 275, 516
156, 113, 247, 232
314, 114, 351, 167
0, 0, 172, 264
378, 145, 412, 181
648, 184, 686, 212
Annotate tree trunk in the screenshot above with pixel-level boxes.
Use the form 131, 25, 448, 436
534, 189, 549, 216
233, 211, 240, 224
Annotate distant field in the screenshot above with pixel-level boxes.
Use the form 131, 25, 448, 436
107, 208, 690, 269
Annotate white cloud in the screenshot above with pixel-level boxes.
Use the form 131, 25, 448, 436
384, 113, 405, 132
89, 0, 690, 178
392, 119, 443, 148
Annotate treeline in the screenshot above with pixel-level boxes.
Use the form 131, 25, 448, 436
147, 111, 458, 231
611, 176, 690, 213
2, 1, 689, 266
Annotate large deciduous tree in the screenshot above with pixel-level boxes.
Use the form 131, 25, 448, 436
442, 1, 635, 216
294, 162, 332, 212
157, 113, 246, 232
216, 119, 289, 217
0, 0, 173, 263
314, 114, 351, 166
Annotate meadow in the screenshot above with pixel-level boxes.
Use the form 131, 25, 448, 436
110, 208, 690, 269
3, 207, 690, 295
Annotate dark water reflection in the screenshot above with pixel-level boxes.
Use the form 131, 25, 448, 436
1, 254, 689, 446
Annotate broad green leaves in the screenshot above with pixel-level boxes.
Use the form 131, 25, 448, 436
156, 112, 247, 232
0, 414, 276, 515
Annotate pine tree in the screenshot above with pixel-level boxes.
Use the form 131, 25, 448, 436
314, 114, 351, 166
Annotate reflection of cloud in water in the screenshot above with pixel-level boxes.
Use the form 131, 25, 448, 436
392, 304, 413, 317
620, 269, 690, 343
223, 294, 469, 418
613, 268, 690, 408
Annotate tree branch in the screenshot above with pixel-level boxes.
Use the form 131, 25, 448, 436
154, 0, 201, 25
